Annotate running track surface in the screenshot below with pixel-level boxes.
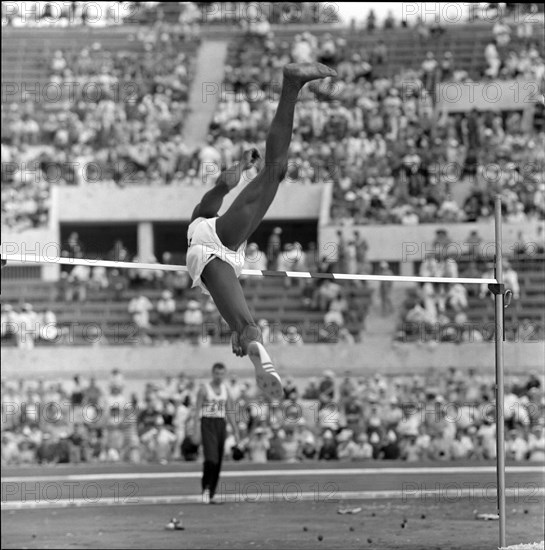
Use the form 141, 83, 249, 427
2, 461, 544, 550
2, 460, 543, 508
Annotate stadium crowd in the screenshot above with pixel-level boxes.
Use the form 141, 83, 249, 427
2, 368, 543, 466
209, 30, 544, 226
1, 20, 200, 230
1, 231, 370, 347
3, 13, 544, 231
394, 225, 545, 343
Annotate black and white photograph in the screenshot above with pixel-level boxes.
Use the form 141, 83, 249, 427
1, 2, 544, 549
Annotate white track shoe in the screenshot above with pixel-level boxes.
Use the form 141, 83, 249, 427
247, 341, 283, 400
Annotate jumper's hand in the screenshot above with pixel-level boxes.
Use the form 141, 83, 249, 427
231, 332, 245, 357
241, 148, 261, 171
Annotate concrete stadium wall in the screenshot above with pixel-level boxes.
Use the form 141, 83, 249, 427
57, 183, 325, 222
320, 219, 544, 270
436, 79, 540, 113
1, 341, 542, 381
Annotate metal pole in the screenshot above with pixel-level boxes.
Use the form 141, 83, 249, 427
494, 195, 506, 548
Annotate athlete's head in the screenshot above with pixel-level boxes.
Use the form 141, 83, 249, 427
212, 362, 226, 384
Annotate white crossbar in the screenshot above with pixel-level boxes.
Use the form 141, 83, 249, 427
1, 254, 496, 285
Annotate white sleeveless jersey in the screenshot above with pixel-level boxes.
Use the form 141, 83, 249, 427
200, 382, 228, 419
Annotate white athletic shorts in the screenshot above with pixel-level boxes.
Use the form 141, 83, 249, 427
186, 217, 246, 295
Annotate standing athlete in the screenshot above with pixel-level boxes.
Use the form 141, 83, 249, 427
193, 362, 240, 503
186, 62, 337, 399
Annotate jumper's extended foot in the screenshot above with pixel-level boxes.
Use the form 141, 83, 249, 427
283, 62, 337, 87
247, 341, 283, 400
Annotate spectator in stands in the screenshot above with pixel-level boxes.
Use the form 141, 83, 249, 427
141, 415, 176, 464
128, 294, 153, 345
324, 289, 348, 328
421, 51, 438, 93
242, 242, 267, 275
506, 429, 529, 461
108, 370, 124, 398
267, 227, 282, 267
344, 239, 358, 275
383, 11, 395, 29
315, 280, 342, 311
372, 40, 388, 65
432, 229, 452, 257
129, 254, 162, 290
418, 257, 439, 322
447, 283, 468, 313
337, 429, 358, 460
378, 261, 394, 316
83, 377, 103, 407
354, 231, 369, 273
475, 417, 497, 460
438, 194, 463, 222
416, 17, 431, 44
68, 255, 91, 302
298, 430, 317, 460
493, 17, 511, 47
51, 49, 67, 74
2, 369, 544, 465
302, 378, 320, 400
366, 10, 376, 32
284, 325, 304, 346
276, 243, 298, 280
201, 296, 221, 344
465, 230, 484, 261
450, 428, 476, 460
183, 299, 203, 344
1, 305, 18, 344
400, 433, 422, 462
38, 308, 59, 344
404, 299, 436, 334
107, 240, 130, 263
265, 428, 285, 461
65, 232, 84, 259
439, 51, 455, 82
281, 427, 300, 463
247, 427, 270, 463
344, 390, 364, 434
282, 377, 298, 400
90, 266, 109, 293
379, 430, 401, 459
319, 429, 338, 460
67, 423, 88, 463
291, 33, 314, 64
15, 303, 38, 349
351, 433, 373, 460
318, 370, 335, 408
528, 425, 545, 461
484, 41, 501, 78
157, 290, 176, 325
109, 269, 128, 301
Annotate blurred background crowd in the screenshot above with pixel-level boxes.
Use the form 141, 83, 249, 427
2, 368, 543, 466
1, 3, 544, 475
2, 3, 544, 231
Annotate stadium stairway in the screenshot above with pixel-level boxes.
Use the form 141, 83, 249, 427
363, 283, 407, 337
181, 39, 229, 145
